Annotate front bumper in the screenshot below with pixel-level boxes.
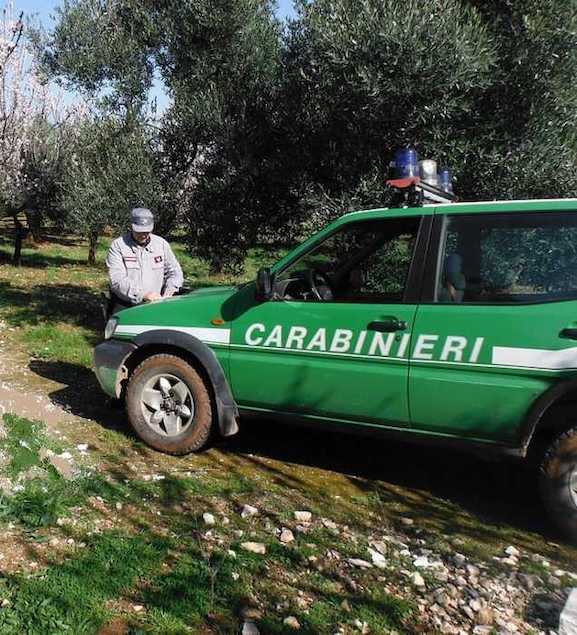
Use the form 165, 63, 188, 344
93, 339, 137, 398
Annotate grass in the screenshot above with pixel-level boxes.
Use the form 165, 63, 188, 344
0, 532, 172, 634
0, 229, 280, 371
0, 414, 416, 633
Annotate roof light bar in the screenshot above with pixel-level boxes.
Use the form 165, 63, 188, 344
386, 176, 457, 207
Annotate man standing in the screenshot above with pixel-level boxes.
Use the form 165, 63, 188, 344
106, 208, 184, 313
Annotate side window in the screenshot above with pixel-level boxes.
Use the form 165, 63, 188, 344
436, 211, 577, 304
276, 216, 421, 303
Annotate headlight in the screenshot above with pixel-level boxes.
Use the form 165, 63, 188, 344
104, 316, 118, 340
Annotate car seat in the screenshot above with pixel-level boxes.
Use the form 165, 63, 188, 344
439, 253, 466, 302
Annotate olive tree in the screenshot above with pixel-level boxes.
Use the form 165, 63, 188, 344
62, 116, 165, 264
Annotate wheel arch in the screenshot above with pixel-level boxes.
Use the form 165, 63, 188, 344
123, 330, 239, 438
521, 376, 577, 456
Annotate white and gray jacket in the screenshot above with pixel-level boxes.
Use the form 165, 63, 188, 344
106, 233, 184, 305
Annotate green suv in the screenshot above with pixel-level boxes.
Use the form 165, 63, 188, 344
94, 198, 577, 537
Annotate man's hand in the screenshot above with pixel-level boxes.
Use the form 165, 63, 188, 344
143, 292, 162, 302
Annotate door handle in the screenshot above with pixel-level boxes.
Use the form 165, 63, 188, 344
560, 327, 577, 340
367, 317, 407, 333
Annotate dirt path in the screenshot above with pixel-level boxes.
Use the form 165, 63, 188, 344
0, 338, 78, 427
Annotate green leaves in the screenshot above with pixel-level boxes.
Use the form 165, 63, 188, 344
40, 0, 577, 271
61, 116, 165, 262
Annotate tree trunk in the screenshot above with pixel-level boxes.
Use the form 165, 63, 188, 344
12, 213, 28, 267
24, 208, 42, 243
88, 231, 99, 265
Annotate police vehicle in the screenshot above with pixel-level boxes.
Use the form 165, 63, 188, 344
94, 150, 577, 537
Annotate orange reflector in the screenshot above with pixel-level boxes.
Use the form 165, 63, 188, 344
211, 318, 225, 326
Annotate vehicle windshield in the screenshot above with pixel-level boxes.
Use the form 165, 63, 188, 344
275, 217, 420, 302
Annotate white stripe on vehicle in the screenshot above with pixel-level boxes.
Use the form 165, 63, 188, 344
492, 345, 577, 370
228, 343, 577, 373
115, 325, 231, 345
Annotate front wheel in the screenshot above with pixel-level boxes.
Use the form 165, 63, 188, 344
540, 426, 577, 540
126, 354, 213, 455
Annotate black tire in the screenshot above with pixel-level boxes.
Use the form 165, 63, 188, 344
540, 426, 577, 540
126, 354, 213, 455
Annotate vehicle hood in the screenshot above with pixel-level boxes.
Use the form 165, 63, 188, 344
114, 285, 239, 333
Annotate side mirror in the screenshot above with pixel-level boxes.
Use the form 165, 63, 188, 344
255, 267, 274, 301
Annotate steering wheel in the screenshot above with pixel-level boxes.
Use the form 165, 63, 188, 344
305, 268, 333, 301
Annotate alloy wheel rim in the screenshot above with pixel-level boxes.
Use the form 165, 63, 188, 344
140, 373, 195, 437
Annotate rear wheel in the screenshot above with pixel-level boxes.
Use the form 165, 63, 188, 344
126, 354, 213, 455
540, 426, 577, 540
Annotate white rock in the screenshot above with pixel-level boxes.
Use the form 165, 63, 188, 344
241, 504, 259, 518
203, 512, 216, 526
283, 616, 300, 630
501, 556, 519, 567
133, 605, 145, 613
242, 620, 260, 635
294, 511, 312, 523
232, 572, 240, 580
414, 556, 432, 568
505, 546, 520, 558
279, 528, 295, 544
434, 567, 450, 583
454, 553, 466, 566
348, 558, 373, 569
353, 619, 369, 634
241, 542, 266, 555
369, 540, 387, 555
368, 548, 387, 570
400, 517, 414, 526
76, 444, 88, 451
412, 572, 425, 588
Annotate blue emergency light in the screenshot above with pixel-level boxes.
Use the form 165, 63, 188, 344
393, 148, 419, 178
387, 148, 456, 207
439, 168, 453, 194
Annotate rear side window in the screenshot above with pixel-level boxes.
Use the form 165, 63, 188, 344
435, 211, 577, 304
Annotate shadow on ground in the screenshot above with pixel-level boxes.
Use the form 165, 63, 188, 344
224, 418, 549, 532
29, 359, 130, 436
0, 230, 90, 268
0, 281, 104, 332
28, 356, 575, 559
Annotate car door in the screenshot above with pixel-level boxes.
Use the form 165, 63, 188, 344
228, 212, 430, 428
409, 208, 577, 444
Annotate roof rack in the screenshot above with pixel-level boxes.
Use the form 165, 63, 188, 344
386, 176, 456, 208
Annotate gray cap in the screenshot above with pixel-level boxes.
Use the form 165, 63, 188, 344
130, 207, 154, 233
